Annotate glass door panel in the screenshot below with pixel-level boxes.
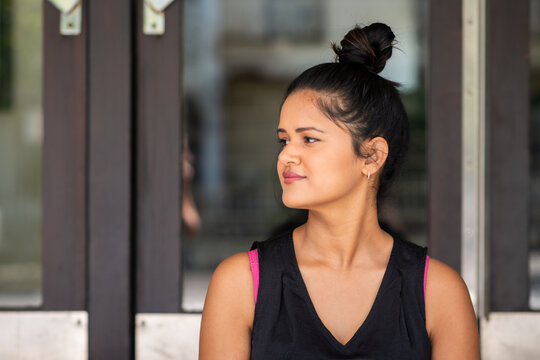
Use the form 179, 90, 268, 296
0, 0, 42, 307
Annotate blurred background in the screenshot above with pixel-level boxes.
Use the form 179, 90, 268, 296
0, 0, 539, 358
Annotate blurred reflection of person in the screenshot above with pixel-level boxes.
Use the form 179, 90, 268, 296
182, 136, 201, 239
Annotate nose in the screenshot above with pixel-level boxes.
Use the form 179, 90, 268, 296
278, 141, 301, 165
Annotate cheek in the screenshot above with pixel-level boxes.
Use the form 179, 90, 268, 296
313, 152, 362, 186
316, 149, 352, 172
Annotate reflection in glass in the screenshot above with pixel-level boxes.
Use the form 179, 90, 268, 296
529, 0, 540, 309
0, 0, 42, 306
182, 0, 428, 311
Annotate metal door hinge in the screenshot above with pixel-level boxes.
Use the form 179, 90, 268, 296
48, 0, 82, 36
144, 0, 176, 35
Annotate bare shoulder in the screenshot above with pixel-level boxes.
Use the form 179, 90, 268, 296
425, 258, 480, 360
199, 252, 254, 359
425, 258, 474, 328
426, 258, 470, 304
202, 252, 254, 322
209, 252, 253, 294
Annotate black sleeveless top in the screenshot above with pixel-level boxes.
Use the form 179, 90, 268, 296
249, 228, 431, 359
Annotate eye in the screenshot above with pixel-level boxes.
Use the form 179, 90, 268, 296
305, 136, 319, 144
277, 138, 289, 146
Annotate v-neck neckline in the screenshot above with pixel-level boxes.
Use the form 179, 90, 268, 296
287, 228, 397, 350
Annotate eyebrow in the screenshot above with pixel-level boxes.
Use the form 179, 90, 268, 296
276, 127, 325, 134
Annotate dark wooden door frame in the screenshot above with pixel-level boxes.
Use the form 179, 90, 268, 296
42, 0, 88, 311
486, 0, 530, 312
135, 0, 184, 314
428, 0, 463, 272
87, 0, 134, 358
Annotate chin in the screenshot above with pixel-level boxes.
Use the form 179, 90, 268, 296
281, 192, 317, 210
281, 194, 308, 209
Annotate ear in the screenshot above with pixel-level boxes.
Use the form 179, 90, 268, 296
363, 137, 389, 177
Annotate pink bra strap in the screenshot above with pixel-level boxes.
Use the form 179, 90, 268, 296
423, 255, 429, 301
248, 249, 259, 304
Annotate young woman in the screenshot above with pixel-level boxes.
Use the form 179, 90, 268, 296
199, 23, 480, 359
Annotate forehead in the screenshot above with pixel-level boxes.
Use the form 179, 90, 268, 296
278, 90, 350, 136
278, 90, 346, 133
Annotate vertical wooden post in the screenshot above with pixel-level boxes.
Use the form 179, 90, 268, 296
88, 0, 134, 357
486, 0, 530, 311
135, 0, 184, 313
42, 0, 87, 311
428, 1, 463, 272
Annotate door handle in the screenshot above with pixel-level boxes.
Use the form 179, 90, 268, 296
48, 0, 82, 36
144, 0, 177, 35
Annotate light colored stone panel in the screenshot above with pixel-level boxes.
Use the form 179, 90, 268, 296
481, 313, 540, 359
0, 311, 87, 360
136, 313, 201, 360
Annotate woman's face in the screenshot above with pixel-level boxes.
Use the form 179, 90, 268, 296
277, 90, 366, 210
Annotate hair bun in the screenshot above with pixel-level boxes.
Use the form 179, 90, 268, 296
332, 23, 395, 74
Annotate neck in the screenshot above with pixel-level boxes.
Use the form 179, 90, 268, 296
294, 197, 392, 270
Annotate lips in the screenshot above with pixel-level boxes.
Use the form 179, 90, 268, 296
283, 171, 306, 184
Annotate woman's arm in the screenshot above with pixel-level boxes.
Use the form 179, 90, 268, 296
199, 252, 254, 360
425, 258, 480, 360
